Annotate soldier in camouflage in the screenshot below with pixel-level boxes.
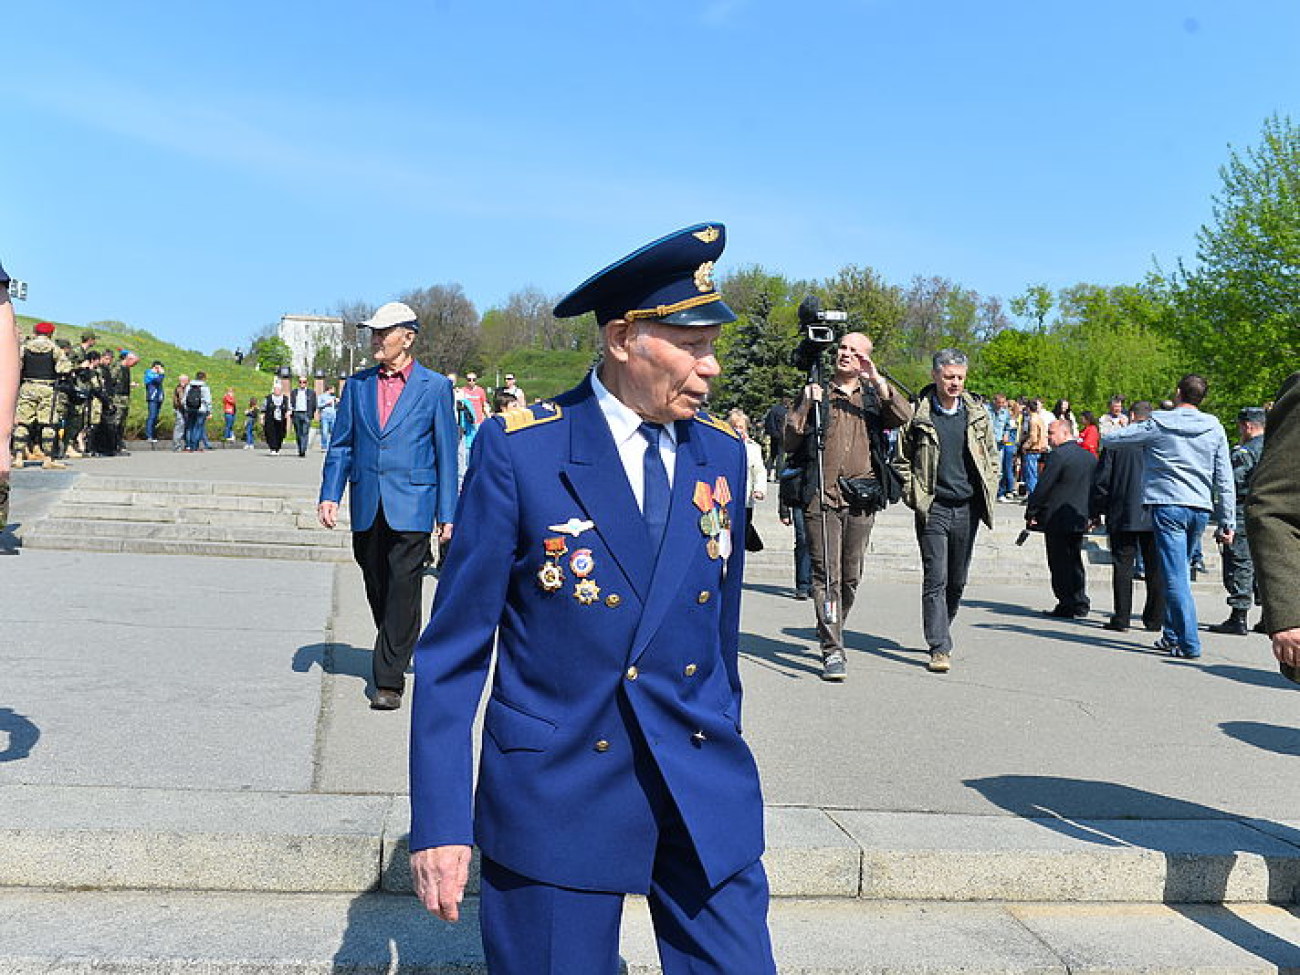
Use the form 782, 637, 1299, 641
103, 349, 138, 456
1209, 406, 1267, 636
13, 321, 72, 469
1, 261, 19, 530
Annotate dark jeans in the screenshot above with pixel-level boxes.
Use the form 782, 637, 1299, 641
916, 499, 979, 655
292, 411, 312, 456
183, 410, 206, 451
804, 498, 875, 655
352, 504, 431, 693
1109, 529, 1164, 629
144, 399, 162, 440
1045, 531, 1089, 614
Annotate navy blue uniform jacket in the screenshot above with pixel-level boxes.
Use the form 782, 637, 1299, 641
408, 376, 766, 893
319, 362, 458, 533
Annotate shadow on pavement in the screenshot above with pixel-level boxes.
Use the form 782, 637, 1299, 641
1220, 720, 1300, 757
0, 707, 40, 762
1202, 663, 1299, 691
962, 597, 1046, 619
966, 774, 1300, 966
741, 581, 800, 599
292, 641, 373, 688
972, 619, 1158, 655
740, 631, 820, 677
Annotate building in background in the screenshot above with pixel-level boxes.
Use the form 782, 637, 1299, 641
278, 314, 344, 376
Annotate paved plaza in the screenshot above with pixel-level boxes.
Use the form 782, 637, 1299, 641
2, 445, 1299, 972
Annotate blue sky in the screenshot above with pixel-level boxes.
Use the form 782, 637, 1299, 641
5, 1, 1299, 353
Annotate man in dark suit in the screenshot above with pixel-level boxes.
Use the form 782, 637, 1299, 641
1027, 419, 1098, 618
289, 375, 319, 458
407, 225, 775, 973
1247, 372, 1300, 681
317, 302, 458, 710
1091, 400, 1164, 632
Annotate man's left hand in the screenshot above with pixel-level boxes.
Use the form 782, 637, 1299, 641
1273, 627, 1300, 668
437, 522, 454, 544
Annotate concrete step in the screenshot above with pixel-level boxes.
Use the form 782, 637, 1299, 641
81, 475, 315, 500
20, 533, 355, 562
32, 517, 352, 547
4, 787, 1298, 904
59, 489, 309, 513
3, 889, 1299, 973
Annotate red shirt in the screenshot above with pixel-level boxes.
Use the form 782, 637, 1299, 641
1079, 424, 1100, 456
222, 391, 236, 415
377, 360, 414, 429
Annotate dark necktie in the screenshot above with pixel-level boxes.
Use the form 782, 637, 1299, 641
638, 422, 670, 552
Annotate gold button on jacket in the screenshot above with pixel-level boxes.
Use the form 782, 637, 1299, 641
684, 663, 698, 677
594, 739, 610, 753
697, 590, 711, 604
625, 666, 639, 681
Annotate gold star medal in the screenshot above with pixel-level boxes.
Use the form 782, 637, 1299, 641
573, 578, 601, 605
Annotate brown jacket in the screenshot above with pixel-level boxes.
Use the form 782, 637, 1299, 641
892, 388, 1001, 529
1246, 371, 1300, 634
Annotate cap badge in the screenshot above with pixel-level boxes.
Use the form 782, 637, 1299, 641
693, 261, 716, 293
692, 226, 720, 244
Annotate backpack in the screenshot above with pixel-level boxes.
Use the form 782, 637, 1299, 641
184, 384, 204, 411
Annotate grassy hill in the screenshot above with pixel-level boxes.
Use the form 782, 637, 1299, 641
15, 313, 596, 440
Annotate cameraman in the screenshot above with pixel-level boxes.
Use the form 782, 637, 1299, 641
784, 331, 911, 682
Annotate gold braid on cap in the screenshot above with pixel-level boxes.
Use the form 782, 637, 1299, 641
623, 292, 723, 322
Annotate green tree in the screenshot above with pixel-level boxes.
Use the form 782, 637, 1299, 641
252, 335, 292, 373
714, 267, 804, 421
1167, 114, 1300, 410
1009, 284, 1054, 331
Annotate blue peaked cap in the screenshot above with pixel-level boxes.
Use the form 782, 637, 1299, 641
0, 261, 9, 285
553, 223, 737, 328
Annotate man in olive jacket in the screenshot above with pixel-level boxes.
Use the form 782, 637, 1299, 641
893, 349, 999, 673
1247, 371, 1300, 681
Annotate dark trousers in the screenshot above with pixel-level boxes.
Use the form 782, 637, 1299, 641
264, 415, 286, 452
351, 504, 430, 693
1109, 529, 1164, 628
790, 505, 812, 596
804, 498, 875, 654
916, 499, 979, 655
1045, 531, 1089, 614
292, 411, 312, 456
1220, 530, 1257, 610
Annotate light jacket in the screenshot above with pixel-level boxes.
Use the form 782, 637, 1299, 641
1101, 406, 1235, 529
892, 387, 1000, 528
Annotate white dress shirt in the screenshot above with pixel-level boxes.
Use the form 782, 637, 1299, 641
590, 369, 676, 513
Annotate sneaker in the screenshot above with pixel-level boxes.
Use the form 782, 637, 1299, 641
1153, 637, 1178, 653
927, 652, 951, 673
821, 653, 847, 682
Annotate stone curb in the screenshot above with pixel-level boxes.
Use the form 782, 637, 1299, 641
4, 787, 1299, 903
4, 890, 1300, 973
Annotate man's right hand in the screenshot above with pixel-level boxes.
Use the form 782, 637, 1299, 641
803, 383, 823, 403
411, 845, 473, 922
317, 501, 339, 529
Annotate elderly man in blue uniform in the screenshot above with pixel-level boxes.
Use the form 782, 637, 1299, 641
318, 302, 458, 710
408, 224, 775, 973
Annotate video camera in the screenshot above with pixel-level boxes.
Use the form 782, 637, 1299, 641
790, 295, 846, 373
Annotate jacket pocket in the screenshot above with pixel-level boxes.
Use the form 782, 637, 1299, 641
484, 697, 556, 753
410, 468, 437, 485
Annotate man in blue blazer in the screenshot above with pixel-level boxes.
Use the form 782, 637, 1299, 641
408, 225, 775, 973
318, 302, 458, 710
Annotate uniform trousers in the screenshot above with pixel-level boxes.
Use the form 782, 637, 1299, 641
803, 497, 875, 655
1220, 530, 1256, 610
1108, 529, 1164, 629
1045, 531, 1089, 615
479, 767, 775, 975
916, 498, 979, 655
351, 504, 430, 693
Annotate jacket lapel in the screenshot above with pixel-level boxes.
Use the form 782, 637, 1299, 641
629, 418, 710, 663
355, 371, 381, 439
559, 382, 654, 600
380, 363, 429, 438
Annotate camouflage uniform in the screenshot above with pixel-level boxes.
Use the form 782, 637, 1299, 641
14, 334, 71, 461
1222, 434, 1264, 610
103, 357, 133, 454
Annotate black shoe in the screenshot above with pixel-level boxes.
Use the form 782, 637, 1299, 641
794, 590, 811, 601
1254, 618, 1269, 634
370, 689, 402, 710
1042, 607, 1086, 619
1103, 620, 1129, 632
1209, 611, 1248, 636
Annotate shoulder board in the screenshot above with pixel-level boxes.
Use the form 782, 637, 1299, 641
499, 402, 564, 434
694, 411, 739, 439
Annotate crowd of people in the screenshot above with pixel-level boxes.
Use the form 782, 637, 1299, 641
752, 359, 1284, 680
